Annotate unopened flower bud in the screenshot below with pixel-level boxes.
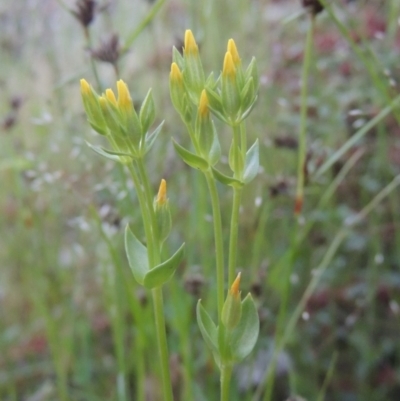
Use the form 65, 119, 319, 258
221, 272, 242, 329
154, 179, 172, 243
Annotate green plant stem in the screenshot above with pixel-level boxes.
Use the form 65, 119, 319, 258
152, 287, 174, 401
314, 93, 400, 178
132, 158, 174, 401
240, 122, 247, 165
186, 121, 225, 317
220, 365, 233, 401
136, 158, 160, 245
204, 170, 225, 319
126, 163, 155, 262
228, 187, 242, 285
121, 0, 165, 54
294, 14, 314, 215
228, 124, 245, 285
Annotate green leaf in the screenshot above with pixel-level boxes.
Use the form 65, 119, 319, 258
228, 142, 244, 175
208, 123, 221, 166
211, 167, 244, 188
143, 243, 185, 288
124, 225, 149, 286
240, 96, 258, 121
144, 121, 164, 155
218, 323, 232, 363
206, 87, 229, 124
243, 139, 259, 184
86, 142, 125, 162
140, 89, 156, 135
172, 46, 184, 70
88, 121, 108, 136
230, 294, 259, 361
240, 77, 255, 113
0, 158, 32, 171
172, 139, 209, 171
196, 301, 219, 354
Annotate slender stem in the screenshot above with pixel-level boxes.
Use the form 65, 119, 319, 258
186, 121, 225, 316
228, 187, 242, 285
294, 15, 314, 216
204, 170, 225, 319
121, 0, 166, 55
132, 159, 173, 401
126, 163, 155, 263
220, 365, 233, 401
136, 158, 160, 250
228, 124, 244, 285
152, 287, 174, 401
240, 122, 247, 166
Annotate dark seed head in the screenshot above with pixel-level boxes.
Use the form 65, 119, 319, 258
72, 0, 96, 28
91, 34, 120, 65
301, 0, 324, 16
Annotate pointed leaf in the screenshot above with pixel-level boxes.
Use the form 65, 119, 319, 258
89, 121, 108, 135
208, 123, 221, 166
140, 89, 156, 135
243, 139, 259, 184
228, 142, 244, 175
196, 301, 219, 354
143, 243, 185, 288
230, 294, 259, 361
211, 167, 244, 188
86, 142, 123, 162
144, 121, 164, 154
172, 46, 184, 70
172, 139, 209, 171
240, 96, 258, 121
124, 225, 149, 285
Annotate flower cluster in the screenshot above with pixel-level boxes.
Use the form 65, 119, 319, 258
80, 79, 163, 162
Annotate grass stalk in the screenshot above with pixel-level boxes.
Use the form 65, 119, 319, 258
318, 0, 400, 123
122, 0, 166, 55
294, 14, 314, 216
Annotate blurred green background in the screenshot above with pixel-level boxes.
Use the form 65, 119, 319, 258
1, 0, 400, 400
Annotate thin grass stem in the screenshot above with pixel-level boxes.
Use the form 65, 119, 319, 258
294, 15, 314, 216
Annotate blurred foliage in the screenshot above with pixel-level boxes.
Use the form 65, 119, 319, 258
1, 0, 400, 400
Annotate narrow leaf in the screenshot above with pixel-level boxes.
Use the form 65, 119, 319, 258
196, 301, 219, 354
140, 89, 156, 134
208, 123, 221, 166
144, 120, 164, 155
172, 139, 209, 171
211, 167, 244, 188
124, 225, 149, 285
143, 243, 185, 288
243, 139, 259, 184
86, 142, 123, 162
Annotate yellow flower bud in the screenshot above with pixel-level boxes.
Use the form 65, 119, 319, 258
221, 272, 242, 329
98, 95, 107, 110
183, 29, 199, 56
105, 89, 118, 107
170, 62, 184, 85
156, 179, 167, 206
117, 79, 132, 110
227, 39, 241, 66
198, 90, 209, 119
230, 272, 241, 299
80, 78, 91, 96
222, 51, 236, 80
